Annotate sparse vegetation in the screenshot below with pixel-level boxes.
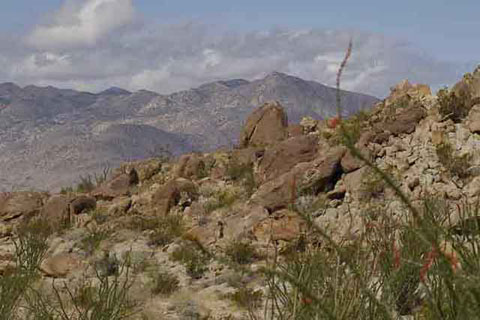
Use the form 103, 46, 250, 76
79, 227, 110, 255
170, 243, 210, 279
436, 141, 472, 178
24, 259, 139, 320
437, 87, 473, 123
226, 161, 256, 196
228, 287, 263, 310
224, 241, 257, 265
150, 271, 180, 296
147, 214, 184, 246
203, 189, 237, 213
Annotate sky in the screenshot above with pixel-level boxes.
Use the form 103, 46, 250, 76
0, 0, 478, 98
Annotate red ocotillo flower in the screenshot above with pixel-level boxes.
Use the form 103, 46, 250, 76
327, 117, 341, 129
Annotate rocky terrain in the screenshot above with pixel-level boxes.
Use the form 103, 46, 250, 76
0, 72, 378, 192
1, 67, 480, 319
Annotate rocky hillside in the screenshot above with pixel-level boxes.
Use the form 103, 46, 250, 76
2, 67, 480, 319
0, 72, 378, 192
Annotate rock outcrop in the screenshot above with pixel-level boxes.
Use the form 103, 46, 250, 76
239, 101, 288, 147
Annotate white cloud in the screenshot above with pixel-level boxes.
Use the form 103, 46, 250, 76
0, 3, 472, 98
26, 0, 135, 49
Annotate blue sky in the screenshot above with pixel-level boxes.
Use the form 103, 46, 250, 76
0, 0, 478, 96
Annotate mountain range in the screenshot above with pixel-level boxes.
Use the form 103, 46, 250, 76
0, 72, 378, 192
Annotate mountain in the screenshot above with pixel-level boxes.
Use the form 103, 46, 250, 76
0, 72, 378, 191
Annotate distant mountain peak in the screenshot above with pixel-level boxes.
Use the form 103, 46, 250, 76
217, 79, 250, 88
265, 71, 291, 79
99, 87, 131, 96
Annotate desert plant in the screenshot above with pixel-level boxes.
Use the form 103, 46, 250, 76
170, 243, 210, 279
436, 142, 472, 179
228, 287, 263, 310
203, 189, 237, 213
147, 214, 184, 247
79, 227, 110, 255
226, 161, 256, 196
24, 258, 139, 320
14, 218, 52, 276
0, 272, 31, 320
225, 241, 257, 265
150, 271, 180, 296
437, 87, 473, 123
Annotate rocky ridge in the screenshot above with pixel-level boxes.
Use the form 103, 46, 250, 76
0, 72, 378, 192
1, 67, 480, 318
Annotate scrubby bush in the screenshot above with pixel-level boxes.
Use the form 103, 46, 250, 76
147, 214, 184, 247
150, 271, 180, 296
435, 142, 472, 179
228, 287, 263, 310
437, 87, 472, 123
226, 162, 256, 196
170, 243, 210, 279
225, 241, 257, 265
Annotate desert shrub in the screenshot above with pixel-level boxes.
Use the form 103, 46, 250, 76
147, 214, 184, 247
0, 271, 31, 319
14, 219, 52, 276
24, 259, 139, 320
150, 271, 180, 296
226, 162, 256, 196
79, 227, 110, 255
90, 208, 109, 225
170, 243, 210, 279
435, 142, 472, 179
203, 189, 237, 213
224, 241, 257, 265
437, 87, 472, 123
228, 287, 263, 310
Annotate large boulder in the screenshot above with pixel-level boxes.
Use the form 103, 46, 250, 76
173, 154, 207, 180
151, 178, 198, 216
40, 253, 84, 278
375, 105, 426, 137
69, 195, 96, 215
256, 135, 319, 183
92, 169, 138, 200
466, 104, 480, 134
239, 101, 288, 148
40, 194, 72, 229
385, 80, 431, 107
253, 209, 305, 242
0, 192, 47, 222
251, 147, 345, 212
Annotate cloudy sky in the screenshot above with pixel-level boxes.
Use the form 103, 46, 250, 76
0, 0, 478, 98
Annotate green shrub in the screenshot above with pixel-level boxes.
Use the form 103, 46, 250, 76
437, 87, 472, 123
435, 142, 472, 179
25, 259, 139, 320
225, 241, 257, 265
228, 287, 263, 310
150, 271, 180, 296
170, 244, 210, 279
226, 162, 256, 196
79, 227, 110, 255
14, 219, 52, 276
203, 190, 237, 213
147, 214, 184, 247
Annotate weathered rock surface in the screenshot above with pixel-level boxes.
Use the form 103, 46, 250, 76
256, 135, 319, 183
151, 178, 198, 216
40, 253, 84, 278
0, 192, 47, 222
69, 195, 96, 215
239, 101, 288, 147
